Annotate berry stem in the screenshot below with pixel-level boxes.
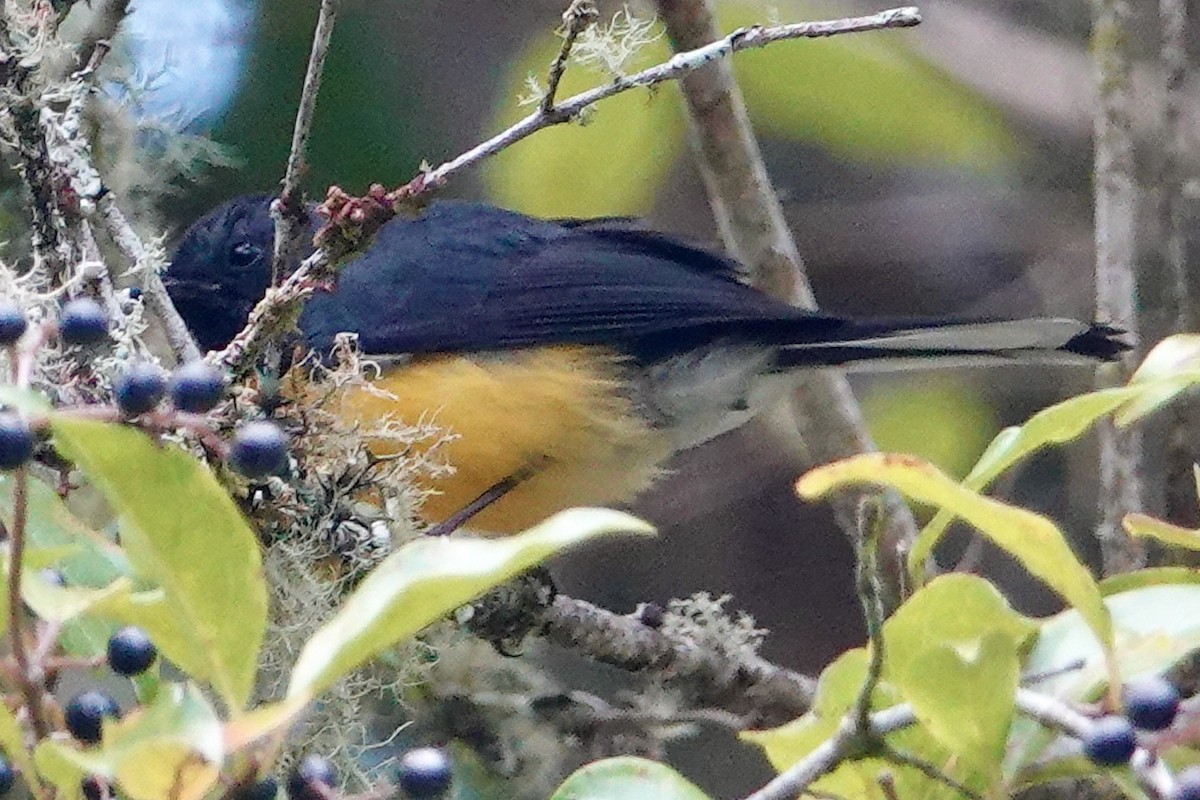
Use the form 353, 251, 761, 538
7, 467, 49, 739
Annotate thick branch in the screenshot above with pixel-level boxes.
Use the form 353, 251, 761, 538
1091, 0, 1145, 574
654, 0, 920, 608
540, 595, 814, 729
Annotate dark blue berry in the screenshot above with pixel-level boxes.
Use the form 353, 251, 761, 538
1123, 676, 1181, 731
64, 690, 119, 745
168, 361, 225, 413
233, 776, 278, 800
1174, 766, 1200, 800
0, 414, 35, 471
0, 302, 27, 347
127, 287, 142, 301
106, 625, 157, 676
286, 755, 336, 800
397, 747, 452, 799
80, 775, 108, 800
1082, 715, 1137, 766
113, 362, 166, 417
58, 299, 109, 346
0, 754, 15, 794
639, 602, 665, 629
230, 421, 289, 478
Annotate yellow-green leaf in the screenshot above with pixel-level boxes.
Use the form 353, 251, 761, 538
51, 417, 267, 709
287, 508, 654, 701
0, 700, 39, 795
897, 632, 1017, 779
798, 454, 1112, 657
550, 757, 711, 800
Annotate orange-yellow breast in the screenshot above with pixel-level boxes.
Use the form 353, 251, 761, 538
326, 345, 672, 534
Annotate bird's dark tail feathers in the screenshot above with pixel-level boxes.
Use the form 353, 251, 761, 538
773, 318, 1131, 371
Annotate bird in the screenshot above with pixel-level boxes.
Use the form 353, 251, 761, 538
165, 195, 1127, 534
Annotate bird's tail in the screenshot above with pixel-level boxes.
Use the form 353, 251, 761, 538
773, 318, 1130, 371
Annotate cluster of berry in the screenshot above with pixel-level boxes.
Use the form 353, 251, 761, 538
1080, 675, 1200, 798
0, 298, 288, 478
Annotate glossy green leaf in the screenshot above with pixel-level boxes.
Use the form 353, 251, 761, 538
51, 417, 267, 709
483, 28, 682, 217
744, 650, 988, 799
550, 757, 710, 800
288, 508, 653, 701
798, 454, 1112, 657
724, 0, 1016, 170
105, 684, 223, 800
910, 334, 1200, 580
897, 632, 1017, 777
1006, 584, 1200, 779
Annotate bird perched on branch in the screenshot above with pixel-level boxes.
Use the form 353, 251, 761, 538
166, 195, 1126, 533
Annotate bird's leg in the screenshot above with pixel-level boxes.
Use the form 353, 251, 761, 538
424, 458, 547, 536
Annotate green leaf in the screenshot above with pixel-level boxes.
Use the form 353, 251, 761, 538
482, 30, 682, 217
0, 386, 52, 414
33, 741, 106, 800
910, 333, 1200, 579
50, 417, 267, 709
0, 700, 39, 795
909, 389, 1135, 576
744, 650, 989, 799
105, 684, 223, 800
896, 632, 1017, 778
550, 757, 711, 800
288, 508, 654, 700
882, 573, 1036, 685
1006, 584, 1200, 780
798, 454, 1112, 658
724, 0, 1016, 171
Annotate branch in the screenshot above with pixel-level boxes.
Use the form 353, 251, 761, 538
1091, 0, 1145, 574
654, 0, 920, 609
1158, 0, 1196, 528
211, 7, 922, 376
541, 0, 598, 112
271, 0, 340, 285
539, 594, 814, 729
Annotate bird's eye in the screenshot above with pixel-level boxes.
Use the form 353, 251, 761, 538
229, 241, 263, 268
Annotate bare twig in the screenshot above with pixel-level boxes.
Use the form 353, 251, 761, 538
541, 0, 598, 112
271, 0, 341, 286
414, 7, 920, 191
743, 704, 916, 800
540, 594, 814, 729
654, 0, 921, 609
212, 7, 923, 376
1091, 0, 1145, 574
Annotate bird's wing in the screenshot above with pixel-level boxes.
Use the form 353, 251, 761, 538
300, 201, 843, 361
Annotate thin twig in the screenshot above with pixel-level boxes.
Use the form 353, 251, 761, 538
541, 0, 598, 112
1091, 0, 1145, 574
743, 704, 916, 800
420, 7, 919, 191
271, 0, 341, 286
654, 0, 921, 609
852, 500, 886, 734
6, 468, 48, 740
212, 7, 923, 376
540, 595, 813, 729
